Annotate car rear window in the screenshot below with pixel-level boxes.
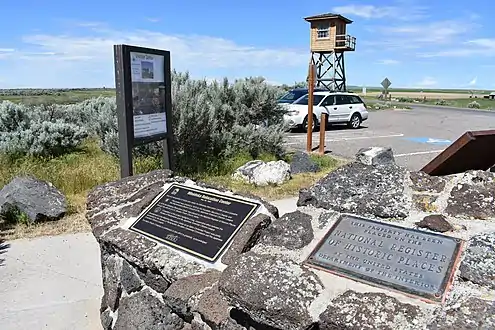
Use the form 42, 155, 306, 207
293, 94, 326, 105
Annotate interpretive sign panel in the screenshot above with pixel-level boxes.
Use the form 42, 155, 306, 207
129, 184, 260, 262
306, 215, 463, 303
113, 44, 173, 178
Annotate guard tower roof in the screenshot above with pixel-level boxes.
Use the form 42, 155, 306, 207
304, 13, 353, 24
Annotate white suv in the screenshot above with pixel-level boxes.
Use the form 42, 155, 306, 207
283, 91, 369, 132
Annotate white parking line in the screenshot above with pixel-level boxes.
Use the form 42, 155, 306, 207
326, 134, 404, 142
284, 133, 405, 145
395, 150, 445, 157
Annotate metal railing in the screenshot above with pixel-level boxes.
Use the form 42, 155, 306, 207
335, 34, 356, 50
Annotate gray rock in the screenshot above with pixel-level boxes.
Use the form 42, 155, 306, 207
298, 162, 409, 220
120, 260, 142, 294
0, 176, 67, 223
356, 146, 395, 166
233, 160, 291, 186
490, 166, 495, 172
194, 283, 231, 328
163, 270, 222, 321
320, 291, 422, 330
290, 151, 320, 174
221, 214, 271, 265
259, 211, 314, 250
416, 214, 454, 233
114, 288, 183, 330
429, 297, 495, 329
219, 318, 248, 330
136, 267, 170, 293
459, 232, 495, 289
101, 253, 122, 312
219, 252, 322, 330
317, 211, 339, 229
87, 169, 173, 216
445, 171, 495, 219
412, 194, 439, 213
409, 171, 447, 193
100, 308, 113, 330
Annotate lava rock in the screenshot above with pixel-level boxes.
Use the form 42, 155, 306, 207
100, 253, 122, 312
412, 194, 439, 213
0, 176, 67, 223
416, 214, 454, 233
163, 270, 221, 320
459, 232, 495, 289
429, 297, 495, 329
259, 211, 314, 250
221, 213, 271, 265
219, 252, 322, 330
120, 260, 142, 294
409, 171, 447, 193
114, 288, 183, 330
233, 160, 291, 186
355, 146, 395, 166
445, 171, 495, 219
320, 291, 422, 330
298, 162, 409, 219
290, 151, 320, 174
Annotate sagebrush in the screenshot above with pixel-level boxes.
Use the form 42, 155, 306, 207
0, 71, 288, 175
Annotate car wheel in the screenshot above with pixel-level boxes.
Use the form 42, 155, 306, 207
348, 113, 362, 129
302, 115, 318, 133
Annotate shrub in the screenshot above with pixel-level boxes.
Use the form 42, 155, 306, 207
435, 99, 448, 106
467, 101, 481, 109
0, 101, 88, 157
90, 71, 287, 175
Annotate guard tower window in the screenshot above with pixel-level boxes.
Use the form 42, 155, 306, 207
317, 23, 329, 39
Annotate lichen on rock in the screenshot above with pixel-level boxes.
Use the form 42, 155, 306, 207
219, 252, 322, 330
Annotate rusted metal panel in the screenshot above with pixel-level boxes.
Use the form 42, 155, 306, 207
421, 130, 495, 176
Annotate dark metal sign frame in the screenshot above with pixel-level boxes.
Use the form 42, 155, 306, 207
113, 44, 174, 178
421, 130, 495, 176
305, 215, 464, 304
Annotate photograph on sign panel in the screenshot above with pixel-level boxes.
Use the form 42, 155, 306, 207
132, 82, 165, 115
141, 61, 154, 79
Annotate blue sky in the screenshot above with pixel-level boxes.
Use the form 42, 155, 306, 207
1, 0, 494, 89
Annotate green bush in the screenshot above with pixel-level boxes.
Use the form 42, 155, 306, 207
0, 71, 288, 176
467, 101, 481, 109
0, 101, 88, 157
435, 99, 448, 106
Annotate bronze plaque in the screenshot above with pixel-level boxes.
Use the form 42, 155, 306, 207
421, 130, 495, 176
129, 184, 260, 262
306, 215, 463, 303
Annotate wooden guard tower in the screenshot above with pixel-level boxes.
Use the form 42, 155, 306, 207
304, 13, 356, 91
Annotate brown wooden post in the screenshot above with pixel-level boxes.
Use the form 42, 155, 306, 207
319, 113, 326, 155
307, 64, 315, 152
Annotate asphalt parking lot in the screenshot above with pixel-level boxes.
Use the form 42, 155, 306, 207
284, 106, 495, 170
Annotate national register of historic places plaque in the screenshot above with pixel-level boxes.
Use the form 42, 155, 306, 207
306, 215, 464, 303
129, 184, 260, 262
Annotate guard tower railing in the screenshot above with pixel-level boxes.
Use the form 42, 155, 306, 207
335, 35, 356, 51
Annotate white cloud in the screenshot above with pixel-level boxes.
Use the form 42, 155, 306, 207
416, 77, 438, 88
0, 24, 308, 87
377, 59, 400, 65
0, 48, 15, 52
332, 3, 426, 20
469, 77, 477, 86
146, 18, 160, 23
418, 38, 495, 58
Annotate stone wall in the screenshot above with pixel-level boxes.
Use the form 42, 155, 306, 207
87, 154, 495, 330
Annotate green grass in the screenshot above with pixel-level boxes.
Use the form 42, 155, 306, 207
348, 86, 492, 94
421, 98, 495, 110
201, 152, 342, 201
0, 139, 343, 239
0, 89, 116, 105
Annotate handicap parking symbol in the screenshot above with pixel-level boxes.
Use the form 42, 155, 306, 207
403, 137, 452, 145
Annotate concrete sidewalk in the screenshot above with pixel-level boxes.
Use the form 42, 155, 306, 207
0, 197, 298, 330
